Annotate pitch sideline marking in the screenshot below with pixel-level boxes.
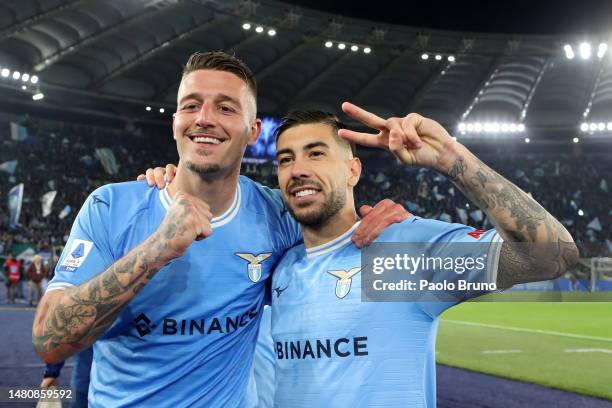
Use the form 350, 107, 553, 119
444, 320, 612, 343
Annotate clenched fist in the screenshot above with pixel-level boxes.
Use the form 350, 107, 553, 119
155, 190, 213, 259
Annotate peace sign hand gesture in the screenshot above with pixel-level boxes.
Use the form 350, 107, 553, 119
338, 102, 459, 172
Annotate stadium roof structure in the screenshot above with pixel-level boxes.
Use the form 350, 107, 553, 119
0, 0, 611, 142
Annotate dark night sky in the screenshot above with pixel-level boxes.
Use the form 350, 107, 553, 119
286, 0, 612, 35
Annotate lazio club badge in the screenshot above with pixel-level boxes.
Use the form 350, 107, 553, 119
235, 252, 273, 283
328, 267, 361, 299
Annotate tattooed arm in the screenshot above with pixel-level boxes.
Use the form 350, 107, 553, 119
338, 102, 579, 289
32, 191, 213, 364
445, 147, 579, 288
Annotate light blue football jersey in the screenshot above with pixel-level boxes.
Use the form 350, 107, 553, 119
271, 217, 502, 408
246, 305, 275, 408
48, 176, 300, 408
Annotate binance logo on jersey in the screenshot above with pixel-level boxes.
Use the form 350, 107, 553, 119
327, 267, 361, 299
235, 252, 272, 282
131, 307, 258, 337
277, 336, 368, 360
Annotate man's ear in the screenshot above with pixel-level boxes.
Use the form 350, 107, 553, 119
248, 118, 262, 145
348, 157, 361, 187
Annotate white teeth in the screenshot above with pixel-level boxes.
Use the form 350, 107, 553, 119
295, 189, 317, 197
193, 136, 221, 144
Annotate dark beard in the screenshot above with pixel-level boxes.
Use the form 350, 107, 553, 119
186, 160, 222, 180
286, 188, 346, 227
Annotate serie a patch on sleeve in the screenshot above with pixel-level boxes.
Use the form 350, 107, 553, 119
59, 239, 94, 272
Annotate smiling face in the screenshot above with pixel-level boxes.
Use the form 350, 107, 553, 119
172, 69, 261, 179
276, 122, 360, 227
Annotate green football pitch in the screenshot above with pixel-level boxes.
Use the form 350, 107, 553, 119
437, 301, 612, 400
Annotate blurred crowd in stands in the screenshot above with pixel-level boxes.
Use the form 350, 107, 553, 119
0, 117, 610, 266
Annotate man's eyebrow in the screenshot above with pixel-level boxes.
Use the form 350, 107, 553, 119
304, 141, 330, 150
276, 148, 293, 158
178, 93, 202, 105
275, 141, 330, 158
215, 93, 241, 107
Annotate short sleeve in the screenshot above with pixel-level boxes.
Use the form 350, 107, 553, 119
47, 190, 115, 291
415, 221, 503, 318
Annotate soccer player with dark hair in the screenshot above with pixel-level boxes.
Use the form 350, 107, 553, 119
266, 104, 579, 407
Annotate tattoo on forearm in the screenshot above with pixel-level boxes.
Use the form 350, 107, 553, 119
446, 155, 579, 287
447, 156, 467, 181
32, 231, 176, 356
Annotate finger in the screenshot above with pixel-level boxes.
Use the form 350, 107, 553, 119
400, 114, 424, 148
145, 168, 156, 187
358, 205, 374, 218
353, 200, 394, 246
153, 167, 167, 189
353, 200, 411, 247
337, 129, 384, 148
137, 174, 145, 181
166, 163, 177, 183
341, 102, 386, 129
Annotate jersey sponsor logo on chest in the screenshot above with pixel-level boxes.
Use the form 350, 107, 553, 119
327, 267, 361, 299
235, 252, 273, 282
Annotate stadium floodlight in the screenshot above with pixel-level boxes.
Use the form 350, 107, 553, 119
500, 123, 509, 132
607, 122, 612, 130
325, 41, 333, 48
30, 75, 38, 84
564, 44, 575, 59
242, 23, 251, 30
573, 137, 580, 143
518, 123, 526, 132
466, 123, 474, 132
338, 43, 346, 50
146, 106, 151, 111
435, 54, 442, 60
159, 108, 165, 113
458, 123, 466, 132
448, 55, 455, 62
1, 68, 9, 77
474, 122, 482, 132
32, 92, 44, 101
509, 123, 517, 132
21, 85, 26, 90
21, 73, 29, 82
524, 137, 530, 143
255, 26, 264, 33
589, 123, 597, 131
12, 71, 20, 80
598, 43, 608, 59
421, 53, 429, 60
579, 42, 591, 59
598, 122, 605, 131
580, 122, 589, 132
578, 209, 584, 216
267, 29, 276, 36
363, 47, 371, 54
351, 45, 358, 52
